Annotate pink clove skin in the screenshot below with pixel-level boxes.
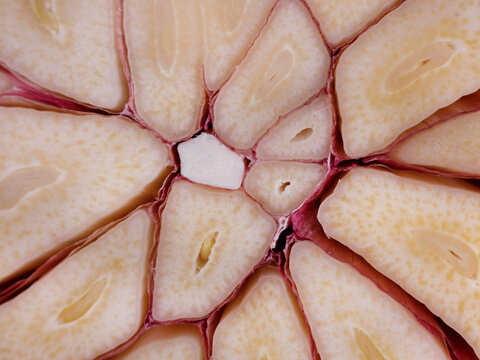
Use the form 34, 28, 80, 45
208, 0, 332, 159
114, 0, 209, 146
93, 190, 290, 359
2, 0, 480, 358
0, 104, 179, 302
290, 167, 478, 360
0, 201, 160, 304
363, 90, 480, 179
0, 65, 93, 112
95, 173, 290, 359
276, 241, 322, 360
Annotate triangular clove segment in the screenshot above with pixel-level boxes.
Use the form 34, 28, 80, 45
289, 240, 450, 360
153, 180, 277, 322
255, 95, 332, 161
124, 0, 205, 142
0, 1, 127, 111
389, 110, 480, 176
201, 0, 276, 91
305, 0, 399, 47
213, 0, 330, 150
318, 167, 480, 356
0, 210, 154, 360
0, 107, 172, 283
336, 0, 480, 158
211, 267, 312, 360
244, 161, 326, 216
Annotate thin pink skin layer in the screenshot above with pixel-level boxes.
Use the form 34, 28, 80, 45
291, 165, 478, 360
364, 91, 480, 179
1, 0, 480, 358
0, 65, 92, 112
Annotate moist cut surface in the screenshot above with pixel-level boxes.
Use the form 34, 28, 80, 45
0, 0, 479, 359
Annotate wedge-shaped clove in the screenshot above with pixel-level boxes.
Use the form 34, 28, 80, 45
336, 0, 480, 157
289, 241, 450, 360
214, 0, 330, 150
212, 268, 311, 360
0, 1, 127, 110
124, 0, 204, 142
0, 210, 153, 360
305, 0, 398, 46
318, 168, 480, 356
0, 107, 171, 283
244, 161, 326, 216
255, 95, 332, 161
202, 0, 275, 90
153, 180, 276, 321
389, 110, 480, 175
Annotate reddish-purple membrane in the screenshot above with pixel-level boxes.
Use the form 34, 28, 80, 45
1, 0, 479, 359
